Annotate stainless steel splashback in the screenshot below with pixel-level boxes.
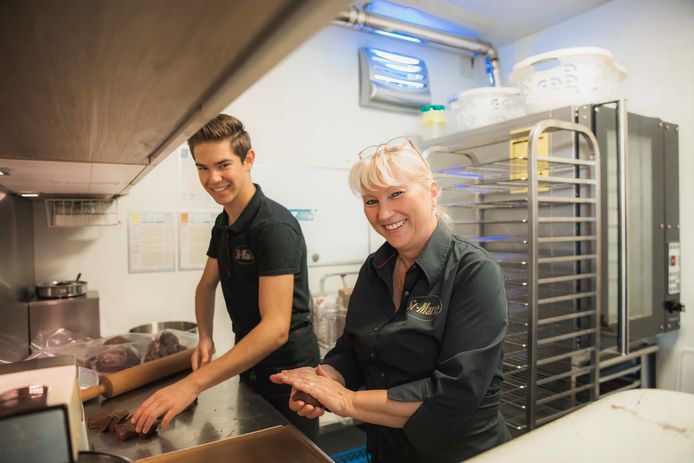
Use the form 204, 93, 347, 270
0, 192, 35, 362
28, 291, 100, 343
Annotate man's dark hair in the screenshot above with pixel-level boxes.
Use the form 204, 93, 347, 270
187, 114, 252, 161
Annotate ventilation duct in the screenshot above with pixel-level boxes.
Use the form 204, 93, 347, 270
333, 6, 502, 87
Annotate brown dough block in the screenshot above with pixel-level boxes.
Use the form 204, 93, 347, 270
93, 346, 141, 373
144, 331, 186, 362
103, 335, 132, 345
114, 422, 139, 441
106, 410, 129, 432
87, 412, 111, 431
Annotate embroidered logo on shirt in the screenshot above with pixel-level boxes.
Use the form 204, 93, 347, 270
405, 296, 443, 321
233, 246, 255, 264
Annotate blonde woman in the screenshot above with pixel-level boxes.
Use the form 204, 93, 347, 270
272, 137, 510, 462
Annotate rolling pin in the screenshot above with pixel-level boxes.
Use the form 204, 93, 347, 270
80, 348, 194, 402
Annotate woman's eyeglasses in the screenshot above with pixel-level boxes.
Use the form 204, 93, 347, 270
357, 136, 428, 166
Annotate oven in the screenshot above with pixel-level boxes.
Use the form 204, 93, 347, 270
592, 102, 682, 350
423, 100, 681, 432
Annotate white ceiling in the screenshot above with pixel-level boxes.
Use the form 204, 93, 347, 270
390, 0, 611, 45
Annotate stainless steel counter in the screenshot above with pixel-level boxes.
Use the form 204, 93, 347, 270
84, 373, 288, 461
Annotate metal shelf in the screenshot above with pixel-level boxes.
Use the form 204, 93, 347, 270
505, 325, 596, 348
444, 196, 596, 209
502, 381, 594, 408
504, 345, 596, 371
501, 402, 586, 432
505, 285, 595, 305
505, 364, 594, 389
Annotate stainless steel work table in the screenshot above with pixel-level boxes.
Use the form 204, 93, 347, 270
84, 373, 289, 461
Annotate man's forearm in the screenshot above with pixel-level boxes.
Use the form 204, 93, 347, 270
188, 319, 288, 393
195, 285, 216, 340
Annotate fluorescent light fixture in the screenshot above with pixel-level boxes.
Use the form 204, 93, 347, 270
373, 29, 422, 43
384, 63, 422, 73
360, 47, 430, 112
373, 74, 425, 89
371, 49, 420, 65
19, 192, 39, 197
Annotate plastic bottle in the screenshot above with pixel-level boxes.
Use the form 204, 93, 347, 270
420, 104, 447, 140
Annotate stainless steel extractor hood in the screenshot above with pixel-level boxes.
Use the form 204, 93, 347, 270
0, 0, 349, 197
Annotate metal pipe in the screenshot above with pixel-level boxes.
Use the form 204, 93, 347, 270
333, 7, 502, 86
616, 100, 629, 355
527, 122, 544, 430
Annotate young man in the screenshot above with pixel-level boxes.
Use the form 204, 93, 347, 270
131, 114, 320, 440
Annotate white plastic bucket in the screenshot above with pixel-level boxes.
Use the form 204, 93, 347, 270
509, 47, 628, 113
447, 86, 526, 131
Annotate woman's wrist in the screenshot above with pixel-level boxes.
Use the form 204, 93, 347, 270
342, 389, 358, 418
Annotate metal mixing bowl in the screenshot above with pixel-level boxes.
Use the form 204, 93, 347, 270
128, 321, 197, 334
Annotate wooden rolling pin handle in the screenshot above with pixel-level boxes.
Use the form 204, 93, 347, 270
101, 348, 194, 398
80, 384, 105, 402
78, 348, 194, 402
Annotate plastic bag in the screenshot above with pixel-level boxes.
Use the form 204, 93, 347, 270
83, 333, 155, 374
29, 328, 97, 365
29, 328, 154, 375
144, 329, 197, 362
0, 334, 30, 364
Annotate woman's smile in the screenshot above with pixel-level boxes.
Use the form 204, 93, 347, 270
384, 218, 407, 231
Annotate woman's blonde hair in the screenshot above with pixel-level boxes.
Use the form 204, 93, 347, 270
348, 143, 451, 225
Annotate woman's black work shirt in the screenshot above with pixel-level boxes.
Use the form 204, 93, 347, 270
207, 184, 316, 370
323, 222, 510, 462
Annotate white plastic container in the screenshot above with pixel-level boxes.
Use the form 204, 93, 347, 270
509, 47, 628, 114
447, 87, 526, 131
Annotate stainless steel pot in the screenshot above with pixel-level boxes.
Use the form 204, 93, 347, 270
36, 280, 88, 298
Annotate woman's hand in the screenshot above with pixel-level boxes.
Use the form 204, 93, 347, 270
191, 337, 215, 371
270, 367, 324, 418
130, 376, 200, 433
271, 364, 355, 418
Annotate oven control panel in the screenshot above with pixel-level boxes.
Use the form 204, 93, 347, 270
668, 242, 681, 295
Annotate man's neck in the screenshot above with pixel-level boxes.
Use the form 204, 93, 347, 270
224, 182, 257, 225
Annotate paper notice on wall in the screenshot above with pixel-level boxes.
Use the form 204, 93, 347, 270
128, 211, 176, 273
179, 210, 219, 270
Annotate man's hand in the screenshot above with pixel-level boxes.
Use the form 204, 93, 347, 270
191, 337, 215, 371
131, 375, 200, 433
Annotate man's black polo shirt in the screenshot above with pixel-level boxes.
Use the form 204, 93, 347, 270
323, 221, 509, 462
207, 184, 314, 369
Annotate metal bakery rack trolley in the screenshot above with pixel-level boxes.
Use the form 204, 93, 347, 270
426, 116, 601, 434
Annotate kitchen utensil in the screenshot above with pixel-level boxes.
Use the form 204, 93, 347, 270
78, 451, 132, 463
129, 321, 197, 334
80, 348, 193, 402
36, 275, 88, 298
136, 425, 332, 463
